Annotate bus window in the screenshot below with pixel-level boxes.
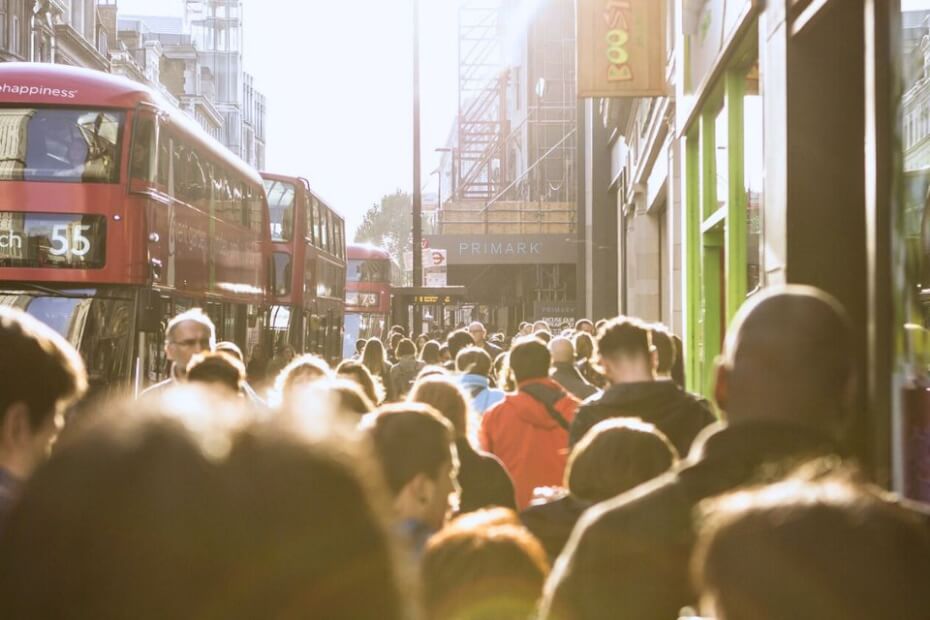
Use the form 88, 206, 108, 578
264, 179, 295, 242
347, 259, 389, 283
244, 184, 264, 234
130, 113, 156, 184
0, 108, 123, 183
273, 252, 292, 297
319, 205, 330, 253
311, 197, 322, 249
157, 128, 170, 187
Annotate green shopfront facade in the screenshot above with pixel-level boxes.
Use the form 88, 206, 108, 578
666, 0, 910, 494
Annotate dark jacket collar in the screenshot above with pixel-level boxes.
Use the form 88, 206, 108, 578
678, 420, 840, 496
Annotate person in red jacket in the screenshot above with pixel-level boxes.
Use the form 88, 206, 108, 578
479, 337, 580, 509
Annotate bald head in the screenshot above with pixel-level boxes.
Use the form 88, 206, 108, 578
549, 337, 575, 364
717, 285, 854, 432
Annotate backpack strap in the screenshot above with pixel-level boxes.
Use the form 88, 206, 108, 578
520, 382, 571, 431
467, 383, 486, 399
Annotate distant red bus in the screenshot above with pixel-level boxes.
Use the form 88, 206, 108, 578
0, 63, 270, 395
262, 173, 346, 364
343, 243, 391, 358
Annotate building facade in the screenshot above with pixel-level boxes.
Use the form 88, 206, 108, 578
115, 0, 266, 169
427, 0, 580, 334
582, 0, 928, 499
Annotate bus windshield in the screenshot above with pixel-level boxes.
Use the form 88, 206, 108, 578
0, 108, 123, 183
347, 259, 389, 283
264, 179, 295, 242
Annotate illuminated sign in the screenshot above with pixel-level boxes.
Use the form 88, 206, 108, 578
0, 212, 105, 269
414, 295, 455, 304
577, 0, 667, 98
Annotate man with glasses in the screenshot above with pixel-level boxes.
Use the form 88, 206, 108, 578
468, 321, 501, 359
141, 309, 216, 397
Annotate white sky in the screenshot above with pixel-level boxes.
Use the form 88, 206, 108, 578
117, 0, 460, 236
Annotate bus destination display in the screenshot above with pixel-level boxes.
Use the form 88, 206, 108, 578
0, 212, 106, 268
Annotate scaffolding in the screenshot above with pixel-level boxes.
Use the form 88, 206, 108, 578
457, 0, 507, 201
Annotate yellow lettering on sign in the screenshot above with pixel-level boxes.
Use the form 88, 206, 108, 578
606, 27, 633, 82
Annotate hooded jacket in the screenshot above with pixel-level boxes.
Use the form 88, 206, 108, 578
479, 378, 580, 509
459, 373, 505, 414
570, 380, 715, 457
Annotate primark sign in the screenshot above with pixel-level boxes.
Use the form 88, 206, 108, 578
424, 234, 578, 265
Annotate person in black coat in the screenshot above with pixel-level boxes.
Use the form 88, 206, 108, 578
540, 286, 859, 620
408, 376, 516, 513
521, 418, 677, 561
569, 318, 715, 456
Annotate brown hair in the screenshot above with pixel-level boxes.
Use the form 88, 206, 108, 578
0, 307, 86, 428
596, 317, 652, 362
395, 338, 416, 359
364, 403, 455, 496
693, 472, 930, 620
336, 360, 384, 405
650, 324, 676, 375
456, 346, 493, 377
275, 354, 332, 402
186, 352, 245, 394
566, 418, 677, 502
421, 508, 550, 620
508, 338, 550, 383
408, 376, 470, 438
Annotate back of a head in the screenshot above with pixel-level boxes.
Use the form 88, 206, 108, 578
596, 316, 652, 362
215, 341, 244, 363
0, 307, 87, 427
533, 330, 552, 344
574, 332, 594, 360
456, 345, 493, 377
421, 340, 442, 364
650, 325, 676, 376
186, 352, 245, 394
326, 378, 376, 415
336, 360, 384, 406
567, 418, 678, 502
362, 338, 387, 374
395, 338, 416, 359
0, 396, 407, 620
364, 404, 455, 497
447, 329, 476, 358
408, 376, 470, 438
355, 338, 367, 354
422, 509, 550, 620
548, 337, 575, 364
721, 285, 854, 428
276, 354, 332, 403
694, 475, 930, 620
509, 338, 551, 384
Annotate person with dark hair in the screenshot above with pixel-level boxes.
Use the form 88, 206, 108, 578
542, 286, 859, 620
275, 354, 333, 407
671, 334, 686, 388
548, 337, 599, 401
692, 474, 930, 620
186, 352, 246, 395
534, 330, 552, 344
569, 317, 714, 456
574, 319, 595, 335
521, 418, 677, 561
438, 343, 452, 365
354, 338, 367, 360
532, 320, 551, 334
0, 307, 87, 533
364, 403, 459, 554
409, 376, 515, 514
336, 359, 385, 406
479, 338, 580, 509
142, 308, 216, 396
649, 324, 676, 380
390, 324, 407, 337
209, 343, 266, 404
573, 331, 607, 389
456, 346, 506, 414
420, 340, 442, 365
421, 509, 550, 620
245, 343, 269, 386
388, 332, 403, 364
362, 338, 395, 401
468, 321, 502, 358
445, 329, 476, 371
0, 394, 410, 619
389, 338, 425, 399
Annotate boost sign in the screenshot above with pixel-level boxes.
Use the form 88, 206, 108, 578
577, 0, 667, 98
0, 212, 106, 269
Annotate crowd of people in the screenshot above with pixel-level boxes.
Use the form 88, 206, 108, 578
1, 286, 929, 619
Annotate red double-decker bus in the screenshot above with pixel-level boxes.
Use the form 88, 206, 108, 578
262, 173, 346, 364
0, 63, 270, 395
343, 243, 392, 358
